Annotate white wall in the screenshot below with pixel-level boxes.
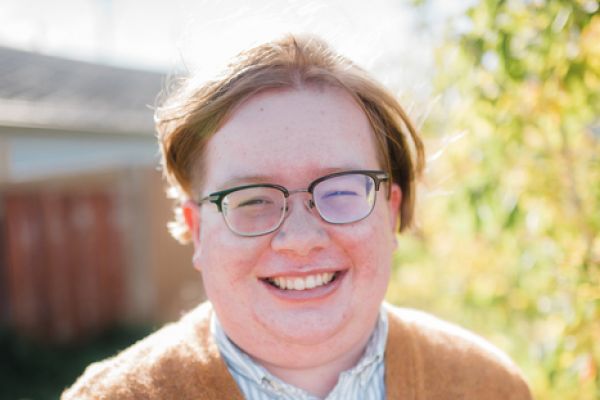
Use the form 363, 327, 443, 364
0, 127, 157, 183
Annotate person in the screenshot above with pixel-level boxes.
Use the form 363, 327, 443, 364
62, 34, 532, 399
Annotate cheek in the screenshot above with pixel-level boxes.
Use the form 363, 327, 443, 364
196, 215, 269, 288
334, 218, 394, 274
334, 205, 396, 279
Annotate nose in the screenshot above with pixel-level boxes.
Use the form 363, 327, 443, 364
270, 194, 330, 257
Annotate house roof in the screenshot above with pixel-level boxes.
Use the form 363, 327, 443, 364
0, 46, 166, 135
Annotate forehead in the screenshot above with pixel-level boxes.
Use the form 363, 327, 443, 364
203, 86, 381, 188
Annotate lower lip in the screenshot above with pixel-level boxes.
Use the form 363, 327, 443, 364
260, 271, 347, 302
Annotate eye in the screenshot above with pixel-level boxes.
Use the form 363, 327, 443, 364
321, 190, 358, 199
237, 197, 274, 208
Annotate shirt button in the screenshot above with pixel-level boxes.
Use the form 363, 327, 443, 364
262, 377, 281, 392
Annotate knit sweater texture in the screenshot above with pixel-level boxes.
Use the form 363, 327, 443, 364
62, 302, 532, 399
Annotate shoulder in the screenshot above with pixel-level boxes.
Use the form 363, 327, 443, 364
384, 303, 532, 400
61, 302, 235, 400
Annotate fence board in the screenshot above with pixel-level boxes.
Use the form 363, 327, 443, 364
2, 190, 124, 342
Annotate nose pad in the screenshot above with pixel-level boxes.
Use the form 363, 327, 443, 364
281, 192, 316, 221
279, 196, 316, 225
305, 199, 315, 210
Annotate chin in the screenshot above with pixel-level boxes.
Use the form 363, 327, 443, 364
270, 323, 343, 346
245, 314, 375, 371
253, 305, 356, 346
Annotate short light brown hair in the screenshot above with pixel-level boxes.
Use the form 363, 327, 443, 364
155, 34, 425, 243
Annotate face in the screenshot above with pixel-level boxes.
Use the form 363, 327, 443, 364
185, 86, 401, 370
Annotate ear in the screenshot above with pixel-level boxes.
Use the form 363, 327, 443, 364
387, 183, 402, 232
182, 200, 202, 269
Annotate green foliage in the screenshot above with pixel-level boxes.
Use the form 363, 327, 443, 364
389, 1, 600, 399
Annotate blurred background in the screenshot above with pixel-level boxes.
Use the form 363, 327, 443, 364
0, 0, 598, 399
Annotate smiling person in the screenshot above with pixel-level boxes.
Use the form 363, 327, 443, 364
62, 35, 532, 400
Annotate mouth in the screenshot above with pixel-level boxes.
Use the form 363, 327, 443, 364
258, 267, 347, 302
263, 271, 340, 291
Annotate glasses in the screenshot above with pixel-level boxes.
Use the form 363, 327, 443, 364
198, 170, 388, 237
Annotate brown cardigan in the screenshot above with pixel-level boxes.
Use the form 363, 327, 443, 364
62, 302, 532, 399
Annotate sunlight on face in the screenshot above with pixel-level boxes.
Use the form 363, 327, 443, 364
190, 86, 400, 369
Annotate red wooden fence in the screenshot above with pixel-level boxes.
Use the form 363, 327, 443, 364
1, 190, 125, 343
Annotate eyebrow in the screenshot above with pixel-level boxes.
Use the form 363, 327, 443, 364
214, 165, 365, 191
215, 175, 273, 191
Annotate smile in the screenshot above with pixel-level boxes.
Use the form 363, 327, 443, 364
265, 272, 339, 291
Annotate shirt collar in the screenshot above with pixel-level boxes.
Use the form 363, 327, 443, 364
211, 305, 388, 397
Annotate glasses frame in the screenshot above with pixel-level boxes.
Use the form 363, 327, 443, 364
198, 170, 389, 237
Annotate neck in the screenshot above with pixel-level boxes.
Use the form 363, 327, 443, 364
257, 333, 371, 398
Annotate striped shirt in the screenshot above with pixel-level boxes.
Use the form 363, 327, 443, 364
211, 308, 388, 400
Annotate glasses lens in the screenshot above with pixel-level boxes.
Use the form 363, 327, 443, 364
222, 187, 286, 235
313, 173, 376, 224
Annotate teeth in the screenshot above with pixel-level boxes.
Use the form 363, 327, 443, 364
268, 272, 337, 291
315, 274, 323, 286
294, 278, 305, 290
